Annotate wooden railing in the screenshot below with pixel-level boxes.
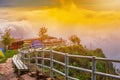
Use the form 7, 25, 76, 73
18, 47, 120, 80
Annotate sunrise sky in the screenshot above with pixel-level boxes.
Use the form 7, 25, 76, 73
0, 0, 120, 25
0, 0, 120, 64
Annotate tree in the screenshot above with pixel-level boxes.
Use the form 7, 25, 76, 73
39, 27, 48, 42
1, 29, 14, 50
39, 27, 47, 36
69, 34, 80, 45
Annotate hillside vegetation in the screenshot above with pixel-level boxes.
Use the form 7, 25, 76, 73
51, 45, 117, 80
27, 44, 118, 80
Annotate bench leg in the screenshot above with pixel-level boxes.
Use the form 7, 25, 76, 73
12, 64, 17, 73
12, 62, 16, 70
18, 70, 21, 77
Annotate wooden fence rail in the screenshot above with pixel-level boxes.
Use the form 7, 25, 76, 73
18, 48, 120, 80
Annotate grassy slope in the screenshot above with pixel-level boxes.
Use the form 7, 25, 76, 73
0, 50, 18, 63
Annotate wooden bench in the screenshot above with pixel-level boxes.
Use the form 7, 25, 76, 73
12, 54, 28, 76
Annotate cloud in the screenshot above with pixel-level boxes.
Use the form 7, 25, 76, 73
0, 0, 60, 7
1, 0, 120, 10
0, 6, 120, 26
0, 20, 36, 39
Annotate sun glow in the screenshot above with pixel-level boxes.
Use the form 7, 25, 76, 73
47, 4, 120, 24
1, 1, 120, 26
18, 3, 120, 25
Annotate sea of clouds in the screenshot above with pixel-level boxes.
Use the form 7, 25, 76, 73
0, 19, 36, 39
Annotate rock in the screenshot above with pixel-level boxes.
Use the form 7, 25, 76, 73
9, 77, 18, 80
0, 58, 17, 80
21, 74, 36, 80
28, 72, 36, 77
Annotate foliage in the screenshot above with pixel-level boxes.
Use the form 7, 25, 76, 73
53, 45, 117, 80
1, 29, 15, 50
69, 34, 80, 45
0, 50, 18, 63
39, 27, 49, 42
39, 27, 47, 36
28, 45, 117, 80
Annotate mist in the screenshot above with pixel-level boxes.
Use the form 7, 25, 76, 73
0, 20, 36, 39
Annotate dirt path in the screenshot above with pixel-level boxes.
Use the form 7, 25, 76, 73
0, 58, 37, 80
0, 58, 51, 80
0, 58, 18, 80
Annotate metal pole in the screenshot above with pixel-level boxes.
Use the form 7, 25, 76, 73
42, 49, 45, 74
50, 50, 54, 79
65, 53, 69, 80
92, 56, 96, 80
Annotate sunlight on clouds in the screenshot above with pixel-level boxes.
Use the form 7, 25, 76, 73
43, 6, 118, 24
47, 4, 120, 24
20, 4, 120, 25
0, 3, 120, 26
97, 0, 120, 10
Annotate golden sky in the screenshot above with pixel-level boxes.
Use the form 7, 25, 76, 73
0, 0, 120, 26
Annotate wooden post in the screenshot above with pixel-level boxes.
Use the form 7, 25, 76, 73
65, 53, 69, 80
92, 56, 96, 80
41, 49, 44, 74
28, 51, 31, 70
35, 51, 39, 78
50, 50, 54, 79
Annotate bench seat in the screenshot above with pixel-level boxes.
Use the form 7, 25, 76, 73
12, 54, 28, 76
